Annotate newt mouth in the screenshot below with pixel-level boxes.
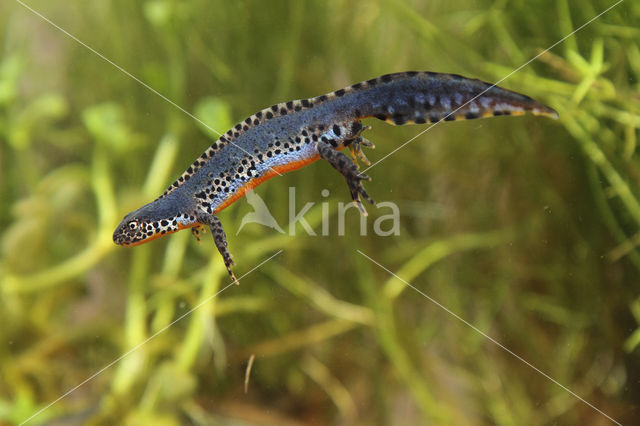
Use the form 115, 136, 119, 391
112, 232, 125, 245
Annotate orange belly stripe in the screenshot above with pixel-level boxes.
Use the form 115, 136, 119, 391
214, 154, 322, 213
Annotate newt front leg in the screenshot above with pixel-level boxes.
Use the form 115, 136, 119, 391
196, 213, 238, 284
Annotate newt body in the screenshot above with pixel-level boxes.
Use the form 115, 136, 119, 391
113, 71, 557, 281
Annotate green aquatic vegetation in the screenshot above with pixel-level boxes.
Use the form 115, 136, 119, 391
1, 0, 639, 424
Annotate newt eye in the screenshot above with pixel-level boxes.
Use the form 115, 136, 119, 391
128, 221, 138, 230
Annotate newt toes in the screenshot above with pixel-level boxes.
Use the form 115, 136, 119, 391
113, 71, 557, 280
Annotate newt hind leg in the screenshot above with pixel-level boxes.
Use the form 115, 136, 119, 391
316, 139, 375, 215
349, 134, 375, 167
346, 124, 375, 167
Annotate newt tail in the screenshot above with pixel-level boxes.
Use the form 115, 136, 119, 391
113, 71, 557, 281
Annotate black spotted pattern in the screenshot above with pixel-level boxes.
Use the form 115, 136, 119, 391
116, 70, 557, 283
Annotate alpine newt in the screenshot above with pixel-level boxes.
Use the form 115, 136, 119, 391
113, 71, 557, 282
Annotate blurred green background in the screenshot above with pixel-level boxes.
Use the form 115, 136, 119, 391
1, 0, 639, 424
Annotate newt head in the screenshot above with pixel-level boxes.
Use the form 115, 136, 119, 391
113, 202, 199, 247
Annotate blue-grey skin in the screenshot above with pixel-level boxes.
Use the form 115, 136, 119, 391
113, 71, 558, 280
